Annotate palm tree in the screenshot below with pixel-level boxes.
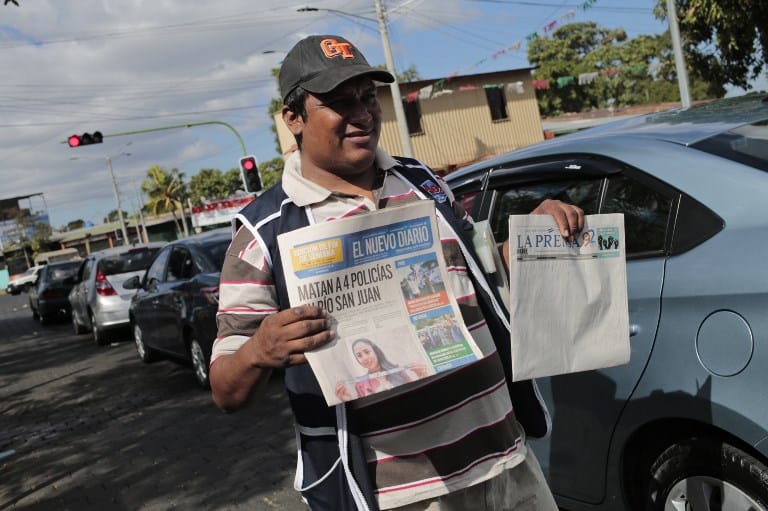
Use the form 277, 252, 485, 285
141, 165, 189, 237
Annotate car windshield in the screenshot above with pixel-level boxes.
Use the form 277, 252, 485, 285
202, 239, 230, 270
99, 247, 161, 276
692, 119, 768, 172
47, 262, 80, 282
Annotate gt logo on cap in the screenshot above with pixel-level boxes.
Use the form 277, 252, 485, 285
321, 38, 355, 59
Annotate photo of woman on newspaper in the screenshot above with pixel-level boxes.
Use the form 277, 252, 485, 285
334, 338, 428, 402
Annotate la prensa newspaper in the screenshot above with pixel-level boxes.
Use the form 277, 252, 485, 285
277, 201, 482, 406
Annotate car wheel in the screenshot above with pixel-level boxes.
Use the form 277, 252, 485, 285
72, 313, 85, 335
91, 313, 107, 346
133, 323, 156, 363
189, 337, 209, 389
644, 438, 768, 511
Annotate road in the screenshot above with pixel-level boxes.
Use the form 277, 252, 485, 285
0, 292, 306, 511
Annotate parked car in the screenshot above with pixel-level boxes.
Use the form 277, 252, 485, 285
28, 260, 82, 324
444, 93, 768, 511
6, 265, 45, 295
126, 228, 231, 388
69, 242, 165, 345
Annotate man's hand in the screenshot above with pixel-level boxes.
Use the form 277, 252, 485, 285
247, 305, 334, 368
501, 199, 585, 270
530, 199, 585, 240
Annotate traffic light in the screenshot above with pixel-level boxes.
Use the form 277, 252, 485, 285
239, 155, 262, 193
68, 131, 103, 148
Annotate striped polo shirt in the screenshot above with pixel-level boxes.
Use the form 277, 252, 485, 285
213, 149, 526, 509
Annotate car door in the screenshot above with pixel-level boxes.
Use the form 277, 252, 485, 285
69, 257, 93, 325
151, 245, 195, 357
464, 156, 675, 504
132, 246, 171, 350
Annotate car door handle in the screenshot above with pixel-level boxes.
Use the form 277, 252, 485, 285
629, 324, 640, 337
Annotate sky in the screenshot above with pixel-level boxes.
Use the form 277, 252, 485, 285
0, 0, 762, 229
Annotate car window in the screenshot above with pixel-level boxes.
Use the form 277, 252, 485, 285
602, 175, 673, 255
48, 262, 80, 283
490, 179, 601, 242
99, 247, 161, 276
167, 247, 194, 281
692, 119, 768, 172
201, 239, 230, 271
145, 247, 171, 284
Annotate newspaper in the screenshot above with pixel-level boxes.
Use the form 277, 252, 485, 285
507, 213, 630, 381
277, 201, 482, 406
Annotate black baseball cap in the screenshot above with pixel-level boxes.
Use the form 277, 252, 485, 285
279, 35, 395, 103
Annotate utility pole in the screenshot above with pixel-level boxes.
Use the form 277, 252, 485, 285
667, 0, 691, 108
374, 0, 413, 157
106, 156, 129, 246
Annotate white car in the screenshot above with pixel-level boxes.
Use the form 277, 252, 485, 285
6, 265, 45, 295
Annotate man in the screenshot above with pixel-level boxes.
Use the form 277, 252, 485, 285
210, 34, 584, 511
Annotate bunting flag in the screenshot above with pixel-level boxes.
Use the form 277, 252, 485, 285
431, 89, 454, 98
405, 91, 419, 103
533, 79, 550, 90
507, 81, 525, 94
578, 72, 598, 85
419, 85, 433, 100
556, 76, 575, 88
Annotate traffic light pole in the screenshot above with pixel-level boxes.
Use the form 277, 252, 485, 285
103, 121, 250, 190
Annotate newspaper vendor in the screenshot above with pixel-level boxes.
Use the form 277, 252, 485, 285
210, 34, 584, 511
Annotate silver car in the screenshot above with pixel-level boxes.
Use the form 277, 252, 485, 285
445, 93, 768, 511
69, 242, 164, 345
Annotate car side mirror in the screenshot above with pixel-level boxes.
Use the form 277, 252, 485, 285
123, 275, 141, 290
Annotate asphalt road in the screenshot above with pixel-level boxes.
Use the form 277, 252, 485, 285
0, 292, 307, 511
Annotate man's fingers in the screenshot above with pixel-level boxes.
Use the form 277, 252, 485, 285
531, 199, 584, 238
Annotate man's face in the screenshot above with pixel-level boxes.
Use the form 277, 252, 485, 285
297, 76, 382, 177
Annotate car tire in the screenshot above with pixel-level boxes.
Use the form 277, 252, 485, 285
72, 313, 85, 335
133, 323, 157, 363
644, 437, 768, 510
189, 337, 210, 389
91, 312, 107, 346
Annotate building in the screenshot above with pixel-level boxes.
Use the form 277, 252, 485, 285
274, 67, 545, 173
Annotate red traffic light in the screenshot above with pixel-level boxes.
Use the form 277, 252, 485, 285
67, 131, 103, 148
239, 155, 261, 193
240, 157, 256, 171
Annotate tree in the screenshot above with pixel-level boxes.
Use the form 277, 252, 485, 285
142, 165, 188, 236
66, 219, 86, 231
528, 22, 725, 116
224, 168, 243, 194
104, 209, 129, 224
30, 223, 52, 256
259, 157, 285, 191
189, 168, 229, 206
655, 0, 768, 90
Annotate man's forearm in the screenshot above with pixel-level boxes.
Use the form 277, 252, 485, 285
210, 348, 272, 412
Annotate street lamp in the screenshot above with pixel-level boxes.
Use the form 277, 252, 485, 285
106, 152, 131, 245
70, 143, 132, 246
297, 3, 414, 157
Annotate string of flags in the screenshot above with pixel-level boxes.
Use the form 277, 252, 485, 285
403, 1, 652, 103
